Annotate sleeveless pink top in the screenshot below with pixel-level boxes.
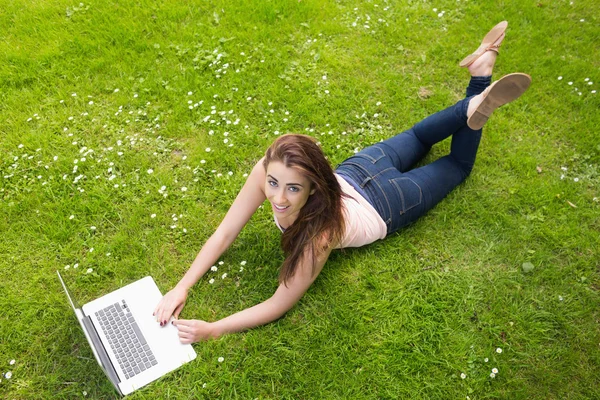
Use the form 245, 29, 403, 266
273, 174, 387, 249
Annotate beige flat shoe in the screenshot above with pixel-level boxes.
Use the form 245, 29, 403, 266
467, 73, 532, 130
460, 21, 508, 68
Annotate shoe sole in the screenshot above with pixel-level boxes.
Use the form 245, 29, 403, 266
467, 73, 532, 130
459, 21, 508, 68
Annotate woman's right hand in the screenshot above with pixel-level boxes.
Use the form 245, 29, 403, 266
154, 285, 188, 326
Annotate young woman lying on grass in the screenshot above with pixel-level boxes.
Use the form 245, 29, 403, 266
154, 21, 531, 343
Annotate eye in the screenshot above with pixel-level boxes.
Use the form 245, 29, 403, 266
288, 186, 300, 193
268, 180, 278, 187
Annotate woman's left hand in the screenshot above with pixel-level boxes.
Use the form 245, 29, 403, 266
172, 319, 219, 343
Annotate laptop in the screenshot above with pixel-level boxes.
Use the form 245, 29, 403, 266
57, 271, 197, 396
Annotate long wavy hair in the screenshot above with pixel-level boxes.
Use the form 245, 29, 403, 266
263, 134, 345, 285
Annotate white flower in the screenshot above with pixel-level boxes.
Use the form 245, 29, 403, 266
181, 187, 188, 192
218, 357, 224, 363
83, 391, 87, 396
89, 248, 94, 252
574, 177, 579, 182
568, 82, 573, 85
90, 226, 96, 230
492, 368, 499, 374
209, 278, 215, 284
221, 273, 227, 279
490, 372, 496, 378
460, 373, 466, 379
69, 215, 75, 220
240, 260, 247, 265
151, 214, 156, 218
484, 357, 489, 362
559, 295, 564, 301
496, 348, 503, 354
4, 371, 12, 379
86, 268, 93, 274
74, 263, 79, 268
211, 266, 218, 272
114, 88, 120, 93
557, 76, 563, 80
205, 147, 211, 152
147, 169, 153, 174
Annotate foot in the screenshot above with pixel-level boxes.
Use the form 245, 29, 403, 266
467, 33, 504, 77
459, 21, 507, 68
466, 73, 532, 130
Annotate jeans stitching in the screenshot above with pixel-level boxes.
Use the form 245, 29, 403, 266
390, 177, 423, 213
352, 146, 386, 164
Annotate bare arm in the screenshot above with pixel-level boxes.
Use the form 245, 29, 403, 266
154, 158, 267, 323
174, 243, 333, 342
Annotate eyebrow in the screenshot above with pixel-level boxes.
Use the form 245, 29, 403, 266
267, 174, 304, 187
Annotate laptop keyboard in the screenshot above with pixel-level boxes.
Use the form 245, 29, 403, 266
95, 300, 158, 379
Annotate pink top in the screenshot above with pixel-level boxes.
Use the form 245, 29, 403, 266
273, 174, 387, 249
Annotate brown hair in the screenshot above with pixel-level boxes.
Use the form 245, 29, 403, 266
263, 134, 346, 285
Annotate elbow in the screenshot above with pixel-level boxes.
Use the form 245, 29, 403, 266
265, 296, 295, 320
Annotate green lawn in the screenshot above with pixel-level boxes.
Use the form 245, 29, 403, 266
1, 0, 599, 398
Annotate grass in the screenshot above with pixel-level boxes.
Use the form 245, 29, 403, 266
1, 0, 599, 398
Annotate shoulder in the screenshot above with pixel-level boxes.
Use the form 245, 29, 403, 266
247, 157, 266, 193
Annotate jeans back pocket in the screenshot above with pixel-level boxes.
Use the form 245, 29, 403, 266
390, 177, 423, 214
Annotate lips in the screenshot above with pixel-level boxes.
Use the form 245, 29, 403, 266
273, 203, 289, 212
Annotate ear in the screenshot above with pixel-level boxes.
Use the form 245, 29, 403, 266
310, 188, 316, 195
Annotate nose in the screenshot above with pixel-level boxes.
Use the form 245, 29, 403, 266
273, 189, 287, 205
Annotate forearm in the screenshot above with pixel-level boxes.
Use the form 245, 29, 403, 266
177, 230, 234, 290
211, 297, 290, 338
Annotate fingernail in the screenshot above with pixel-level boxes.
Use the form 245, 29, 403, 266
160, 322, 163, 326
163, 320, 167, 325
171, 321, 174, 325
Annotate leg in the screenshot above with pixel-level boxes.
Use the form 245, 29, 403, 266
377, 74, 490, 173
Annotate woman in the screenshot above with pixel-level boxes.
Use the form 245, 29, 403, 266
154, 21, 531, 343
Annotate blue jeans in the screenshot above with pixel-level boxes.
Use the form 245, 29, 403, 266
336, 76, 491, 235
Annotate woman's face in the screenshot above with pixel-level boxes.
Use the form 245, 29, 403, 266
265, 161, 315, 222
